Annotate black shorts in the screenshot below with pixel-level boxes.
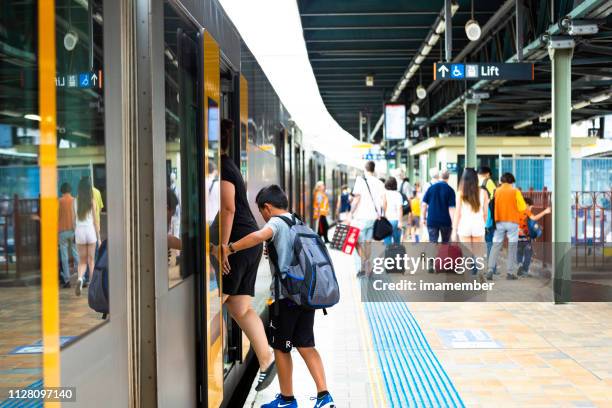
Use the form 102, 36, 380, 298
268, 299, 315, 353
222, 243, 263, 296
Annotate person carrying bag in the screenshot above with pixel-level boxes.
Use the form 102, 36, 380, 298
363, 176, 393, 241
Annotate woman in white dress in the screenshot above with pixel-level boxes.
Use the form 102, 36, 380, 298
382, 177, 403, 245
453, 168, 489, 279
74, 177, 100, 296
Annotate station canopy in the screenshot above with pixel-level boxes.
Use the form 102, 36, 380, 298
297, 0, 612, 142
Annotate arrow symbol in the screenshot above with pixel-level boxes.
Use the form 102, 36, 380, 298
91, 72, 98, 84
438, 65, 449, 78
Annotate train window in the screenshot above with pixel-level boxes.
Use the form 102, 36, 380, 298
164, 3, 201, 288
0, 0, 107, 387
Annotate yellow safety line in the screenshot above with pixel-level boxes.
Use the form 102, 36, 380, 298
38, 1, 61, 407
350, 268, 386, 407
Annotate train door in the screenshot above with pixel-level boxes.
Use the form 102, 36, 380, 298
293, 145, 302, 218
286, 131, 293, 210
219, 61, 254, 401
199, 30, 223, 408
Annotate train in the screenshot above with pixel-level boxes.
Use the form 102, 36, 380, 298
0, 0, 359, 407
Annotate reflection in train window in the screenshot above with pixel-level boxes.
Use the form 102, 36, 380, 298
0, 0, 107, 392
164, 3, 201, 288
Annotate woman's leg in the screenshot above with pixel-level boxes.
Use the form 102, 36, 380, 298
225, 295, 273, 370
320, 215, 329, 243
76, 244, 88, 280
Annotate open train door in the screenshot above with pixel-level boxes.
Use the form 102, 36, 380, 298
197, 29, 224, 408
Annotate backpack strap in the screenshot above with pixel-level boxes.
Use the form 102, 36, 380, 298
362, 176, 381, 216
266, 240, 282, 315
271, 214, 297, 227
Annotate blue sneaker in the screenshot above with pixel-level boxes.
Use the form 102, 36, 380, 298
261, 394, 298, 408
312, 393, 335, 408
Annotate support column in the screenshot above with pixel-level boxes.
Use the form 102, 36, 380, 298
464, 99, 479, 169
548, 40, 574, 304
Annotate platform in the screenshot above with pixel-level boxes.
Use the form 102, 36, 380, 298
244, 248, 612, 408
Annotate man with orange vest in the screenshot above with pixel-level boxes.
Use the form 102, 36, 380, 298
486, 172, 527, 280
313, 181, 330, 243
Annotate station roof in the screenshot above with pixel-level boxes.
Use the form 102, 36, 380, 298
298, 0, 612, 142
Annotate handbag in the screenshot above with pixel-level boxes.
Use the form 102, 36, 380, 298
362, 176, 393, 241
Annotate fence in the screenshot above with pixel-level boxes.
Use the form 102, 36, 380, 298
500, 157, 612, 192
523, 190, 611, 269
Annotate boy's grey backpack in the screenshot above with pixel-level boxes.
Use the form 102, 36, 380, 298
268, 214, 340, 312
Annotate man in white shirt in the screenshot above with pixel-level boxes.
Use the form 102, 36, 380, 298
349, 161, 384, 276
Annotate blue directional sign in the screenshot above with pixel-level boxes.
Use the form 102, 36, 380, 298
450, 64, 465, 79
434, 63, 534, 81
79, 73, 90, 88
56, 70, 103, 89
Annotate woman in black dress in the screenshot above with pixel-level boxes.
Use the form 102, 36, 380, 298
219, 119, 276, 390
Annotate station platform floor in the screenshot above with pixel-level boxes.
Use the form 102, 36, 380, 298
244, 248, 612, 408
0, 283, 103, 396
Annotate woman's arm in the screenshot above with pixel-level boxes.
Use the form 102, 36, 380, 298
482, 191, 489, 223
452, 193, 462, 231
92, 200, 100, 242
220, 180, 235, 246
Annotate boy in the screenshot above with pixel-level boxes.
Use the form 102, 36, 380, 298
223, 185, 335, 408
517, 197, 551, 277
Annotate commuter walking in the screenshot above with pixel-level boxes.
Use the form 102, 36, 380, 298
409, 189, 421, 242
398, 175, 412, 240
382, 177, 403, 245
349, 160, 385, 276
313, 181, 330, 243
453, 168, 489, 280
421, 171, 456, 243
218, 119, 276, 390
478, 166, 497, 274
336, 185, 351, 223
74, 177, 100, 296
58, 182, 78, 288
486, 172, 527, 280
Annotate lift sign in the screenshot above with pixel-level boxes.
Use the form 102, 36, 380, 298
433, 63, 534, 81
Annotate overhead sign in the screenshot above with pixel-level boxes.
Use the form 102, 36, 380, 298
433, 63, 534, 81
56, 70, 103, 89
384, 104, 406, 140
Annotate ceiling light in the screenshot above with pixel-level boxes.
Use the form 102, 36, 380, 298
404, 72, 413, 80
0, 110, 22, 118
465, 19, 481, 41
435, 20, 446, 34
365, 75, 374, 87
513, 120, 532, 130
571, 100, 590, 110
415, 55, 425, 64
539, 112, 552, 122
590, 93, 610, 103
428, 33, 440, 46
63, 31, 79, 51
409, 65, 419, 74
24, 114, 41, 121
422, 45, 432, 55
416, 85, 427, 100
410, 103, 420, 115
406, 116, 411, 125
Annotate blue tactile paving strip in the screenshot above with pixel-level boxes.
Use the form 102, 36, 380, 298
0, 379, 43, 408
364, 300, 465, 408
